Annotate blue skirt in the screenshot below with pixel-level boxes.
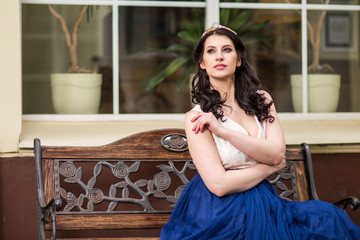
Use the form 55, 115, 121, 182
161, 174, 360, 240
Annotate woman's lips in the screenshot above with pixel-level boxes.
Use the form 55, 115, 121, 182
214, 64, 226, 70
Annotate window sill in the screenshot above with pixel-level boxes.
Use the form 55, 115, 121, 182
19, 116, 360, 154
20, 120, 184, 148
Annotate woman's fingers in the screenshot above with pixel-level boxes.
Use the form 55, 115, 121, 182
193, 119, 207, 134
190, 113, 200, 123
191, 112, 221, 134
191, 112, 210, 134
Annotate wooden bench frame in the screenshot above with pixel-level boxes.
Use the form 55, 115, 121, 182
34, 128, 359, 240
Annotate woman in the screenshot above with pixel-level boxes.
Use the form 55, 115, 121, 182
160, 25, 360, 239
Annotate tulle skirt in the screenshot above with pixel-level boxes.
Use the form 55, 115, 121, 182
161, 174, 360, 240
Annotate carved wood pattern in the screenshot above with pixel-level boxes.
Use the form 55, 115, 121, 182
44, 132, 306, 214
54, 159, 304, 213
55, 159, 197, 213
268, 161, 296, 201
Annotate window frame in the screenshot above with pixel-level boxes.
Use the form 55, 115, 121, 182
21, 0, 360, 121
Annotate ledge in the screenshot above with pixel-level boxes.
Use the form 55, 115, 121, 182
19, 120, 184, 148
280, 119, 360, 144
16, 118, 360, 155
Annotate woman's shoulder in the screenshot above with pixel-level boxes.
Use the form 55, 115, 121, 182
184, 105, 202, 126
185, 105, 202, 116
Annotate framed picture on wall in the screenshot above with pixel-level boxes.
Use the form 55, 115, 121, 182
325, 12, 350, 48
322, 11, 357, 52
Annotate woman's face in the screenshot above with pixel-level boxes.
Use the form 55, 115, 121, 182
200, 34, 241, 81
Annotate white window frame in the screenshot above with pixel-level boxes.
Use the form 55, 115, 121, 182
20, 0, 360, 122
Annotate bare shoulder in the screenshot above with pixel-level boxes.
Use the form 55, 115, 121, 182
185, 110, 199, 122
184, 110, 198, 130
185, 109, 199, 117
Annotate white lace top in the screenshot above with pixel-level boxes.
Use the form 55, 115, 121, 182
191, 105, 266, 170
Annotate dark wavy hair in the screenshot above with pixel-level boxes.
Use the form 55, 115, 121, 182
191, 27, 274, 123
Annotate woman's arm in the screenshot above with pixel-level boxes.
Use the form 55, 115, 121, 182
191, 92, 285, 165
185, 111, 285, 197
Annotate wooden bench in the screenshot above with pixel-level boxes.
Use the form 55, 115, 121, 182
34, 128, 359, 240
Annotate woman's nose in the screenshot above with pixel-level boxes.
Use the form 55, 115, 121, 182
215, 51, 224, 60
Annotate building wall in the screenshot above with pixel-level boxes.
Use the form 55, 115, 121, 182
0, 157, 37, 240
1, 154, 359, 239
312, 153, 360, 225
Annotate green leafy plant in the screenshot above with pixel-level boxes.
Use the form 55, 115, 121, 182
144, 3, 269, 91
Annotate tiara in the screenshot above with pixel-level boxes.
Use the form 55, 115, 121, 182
201, 25, 237, 38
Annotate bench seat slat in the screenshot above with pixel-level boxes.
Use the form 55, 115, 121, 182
284, 148, 305, 161
45, 214, 170, 231
55, 238, 159, 240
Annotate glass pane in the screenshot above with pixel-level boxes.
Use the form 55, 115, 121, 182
219, 8, 301, 112
220, 0, 300, 3
126, 0, 204, 0
22, 5, 112, 114
302, 10, 360, 112
118, 7, 204, 113
308, 0, 360, 5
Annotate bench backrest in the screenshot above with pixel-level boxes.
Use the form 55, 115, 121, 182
34, 128, 316, 239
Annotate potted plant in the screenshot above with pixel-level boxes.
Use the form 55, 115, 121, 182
48, 5, 102, 114
143, 3, 269, 91
286, 0, 341, 112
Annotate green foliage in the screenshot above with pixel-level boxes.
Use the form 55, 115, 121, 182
144, 4, 269, 91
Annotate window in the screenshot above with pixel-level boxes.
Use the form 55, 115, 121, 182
22, 1, 205, 116
22, 0, 360, 120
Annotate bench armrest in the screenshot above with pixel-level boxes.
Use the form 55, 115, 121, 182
34, 138, 47, 208
35, 138, 62, 240
334, 196, 360, 211
301, 143, 360, 212
301, 143, 319, 200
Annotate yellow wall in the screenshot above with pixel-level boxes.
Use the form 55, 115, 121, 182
0, 0, 22, 152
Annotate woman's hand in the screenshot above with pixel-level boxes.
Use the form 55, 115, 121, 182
191, 112, 225, 136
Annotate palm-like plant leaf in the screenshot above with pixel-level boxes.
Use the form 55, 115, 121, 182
145, 56, 190, 90
242, 35, 269, 45
178, 31, 198, 45
227, 11, 250, 31
164, 56, 190, 76
144, 66, 167, 90
167, 44, 188, 52
220, 8, 231, 26
176, 62, 196, 90
238, 19, 270, 36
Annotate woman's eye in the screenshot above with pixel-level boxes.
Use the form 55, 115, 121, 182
207, 49, 215, 54
224, 48, 232, 52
